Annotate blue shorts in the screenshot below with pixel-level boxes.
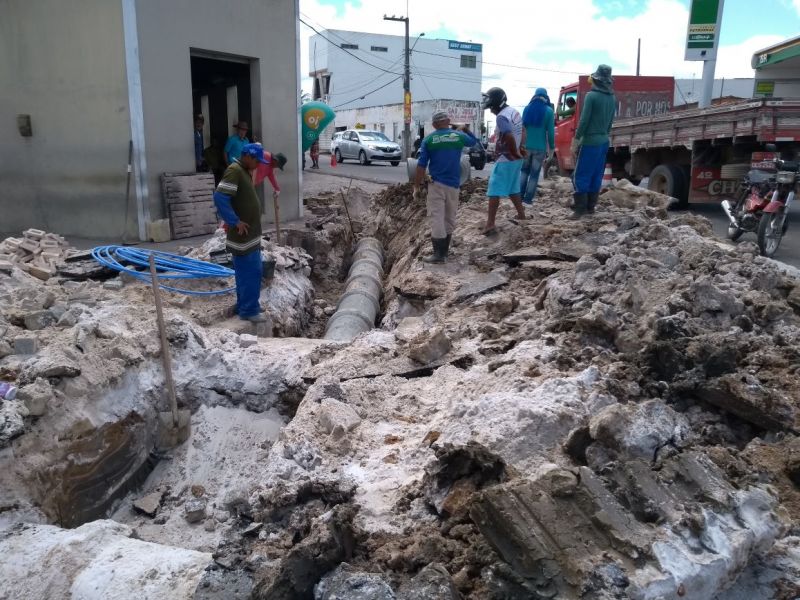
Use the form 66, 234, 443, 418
488, 159, 523, 197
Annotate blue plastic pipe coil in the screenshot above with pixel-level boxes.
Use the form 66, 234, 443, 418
91, 246, 234, 296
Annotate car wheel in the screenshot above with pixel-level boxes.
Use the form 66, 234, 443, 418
359, 151, 370, 166
334, 149, 343, 164
473, 160, 485, 171
391, 161, 399, 167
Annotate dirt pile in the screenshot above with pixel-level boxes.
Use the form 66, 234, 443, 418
241, 177, 800, 599
2, 174, 800, 599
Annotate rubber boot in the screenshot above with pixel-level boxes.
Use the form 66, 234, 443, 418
422, 238, 447, 264
570, 193, 588, 219
443, 234, 452, 258
587, 192, 599, 214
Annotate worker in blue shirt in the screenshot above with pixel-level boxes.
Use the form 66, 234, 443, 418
413, 110, 477, 263
224, 121, 250, 165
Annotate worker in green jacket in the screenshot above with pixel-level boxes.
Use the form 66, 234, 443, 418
570, 65, 616, 218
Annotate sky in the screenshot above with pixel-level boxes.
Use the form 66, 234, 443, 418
299, 0, 800, 110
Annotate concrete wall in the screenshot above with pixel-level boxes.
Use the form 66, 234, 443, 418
135, 0, 302, 226
0, 0, 132, 238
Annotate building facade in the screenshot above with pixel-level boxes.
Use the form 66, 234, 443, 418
752, 35, 800, 99
1, 0, 302, 241
309, 29, 483, 148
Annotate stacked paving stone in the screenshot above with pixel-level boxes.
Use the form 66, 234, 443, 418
0, 229, 75, 280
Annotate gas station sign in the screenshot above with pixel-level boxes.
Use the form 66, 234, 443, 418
685, 0, 724, 61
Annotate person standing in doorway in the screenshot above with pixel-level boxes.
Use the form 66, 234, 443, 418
194, 114, 206, 172
224, 121, 250, 165
412, 110, 477, 263
520, 88, 555, 206
481, 87, 526, 235
212, 143, 268, 323
571, 65, 616, 218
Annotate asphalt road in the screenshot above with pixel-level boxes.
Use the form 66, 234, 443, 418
306, 158, 800, 269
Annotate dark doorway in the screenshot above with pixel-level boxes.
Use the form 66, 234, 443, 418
190, 55, 253, 183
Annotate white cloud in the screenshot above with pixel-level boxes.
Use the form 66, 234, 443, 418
299, 0, 778, 110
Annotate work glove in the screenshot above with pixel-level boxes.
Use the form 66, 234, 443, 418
570, 137, 581, 157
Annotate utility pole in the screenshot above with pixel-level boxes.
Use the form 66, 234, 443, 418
636, 39, 641, 76
384, 14, 411, 159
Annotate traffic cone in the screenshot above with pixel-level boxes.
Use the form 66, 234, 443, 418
601, 163, 612, 189
330, 152, 337, 167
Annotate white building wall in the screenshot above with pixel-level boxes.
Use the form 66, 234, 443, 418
754, 65, 800, 99
309, 29, 482, 134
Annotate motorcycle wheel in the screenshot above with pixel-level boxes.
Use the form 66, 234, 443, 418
727, 224, 744, 241
757, 212, 785, 257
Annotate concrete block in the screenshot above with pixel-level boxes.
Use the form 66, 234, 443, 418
19, 240, 39, 253
133, 491, 164, 517
0, 260, 13, 273
4, 238, 22, 249
28, 264, 55, 281
13, 337, 38, 355
147, 219, 172, 243
23, 228, 45, 240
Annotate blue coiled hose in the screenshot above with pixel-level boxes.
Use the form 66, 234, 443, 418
91, 245, 235, 296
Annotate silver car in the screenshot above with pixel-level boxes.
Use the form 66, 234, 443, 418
331, 130, 401, 166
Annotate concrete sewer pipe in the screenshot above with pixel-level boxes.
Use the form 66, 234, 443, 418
324, 237, 384, 342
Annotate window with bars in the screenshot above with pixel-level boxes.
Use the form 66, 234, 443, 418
370, 46, 388, 52
460, 55, 477, 69
340, 43, 359, 49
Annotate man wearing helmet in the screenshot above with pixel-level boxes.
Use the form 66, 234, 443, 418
481, 87, 527, 235
570, 65, 616, 218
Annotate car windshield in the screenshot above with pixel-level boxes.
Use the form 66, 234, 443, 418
360, 132, 390, 142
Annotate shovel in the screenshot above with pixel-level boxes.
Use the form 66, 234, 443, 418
149, 254, 191, 449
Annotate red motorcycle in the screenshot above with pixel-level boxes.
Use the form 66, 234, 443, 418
722, 156, 798, 257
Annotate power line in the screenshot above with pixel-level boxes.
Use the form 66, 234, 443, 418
411, 48, 583, 75
333, 76, 403, 109
299, 18, 402, 76
410, 55, 435, 101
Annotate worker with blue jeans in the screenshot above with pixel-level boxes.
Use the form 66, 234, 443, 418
213, 143, 268, 322
571, 65, 616, 218
520, 88, 555, 205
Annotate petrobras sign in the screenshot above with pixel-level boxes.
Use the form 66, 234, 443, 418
685, 0, 724, 61
448, 40, 482, 53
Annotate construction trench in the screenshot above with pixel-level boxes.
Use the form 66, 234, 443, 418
1, 176, 800, 599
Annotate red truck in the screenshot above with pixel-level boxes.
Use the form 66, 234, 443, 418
553, 76, 800, 205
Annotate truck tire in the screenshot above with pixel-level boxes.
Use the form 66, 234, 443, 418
648, 165, 688, 208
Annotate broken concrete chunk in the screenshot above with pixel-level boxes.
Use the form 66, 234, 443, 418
133, 491, 164, 517
0, 401, 27, 447
184, 497, 207, 523
396, 563, 461, 600
16, 378, 52, 417
103, 278, 123, 291
319, 398, 361, 435
239, 333, 258, 348
314, 563, 396, 600
407, 326, 451, 365
589, 400, 692, 461
23, 310, 56, 331
13, 337, 38, 355
0, 341, 12, 359
454, 272, 508, 303
56, 310, 77, 328
697, 374, 797, 432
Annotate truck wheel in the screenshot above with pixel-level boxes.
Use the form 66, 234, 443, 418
649, 165, 688, 208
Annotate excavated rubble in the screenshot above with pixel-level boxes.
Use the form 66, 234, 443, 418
1, 177, 799, 599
